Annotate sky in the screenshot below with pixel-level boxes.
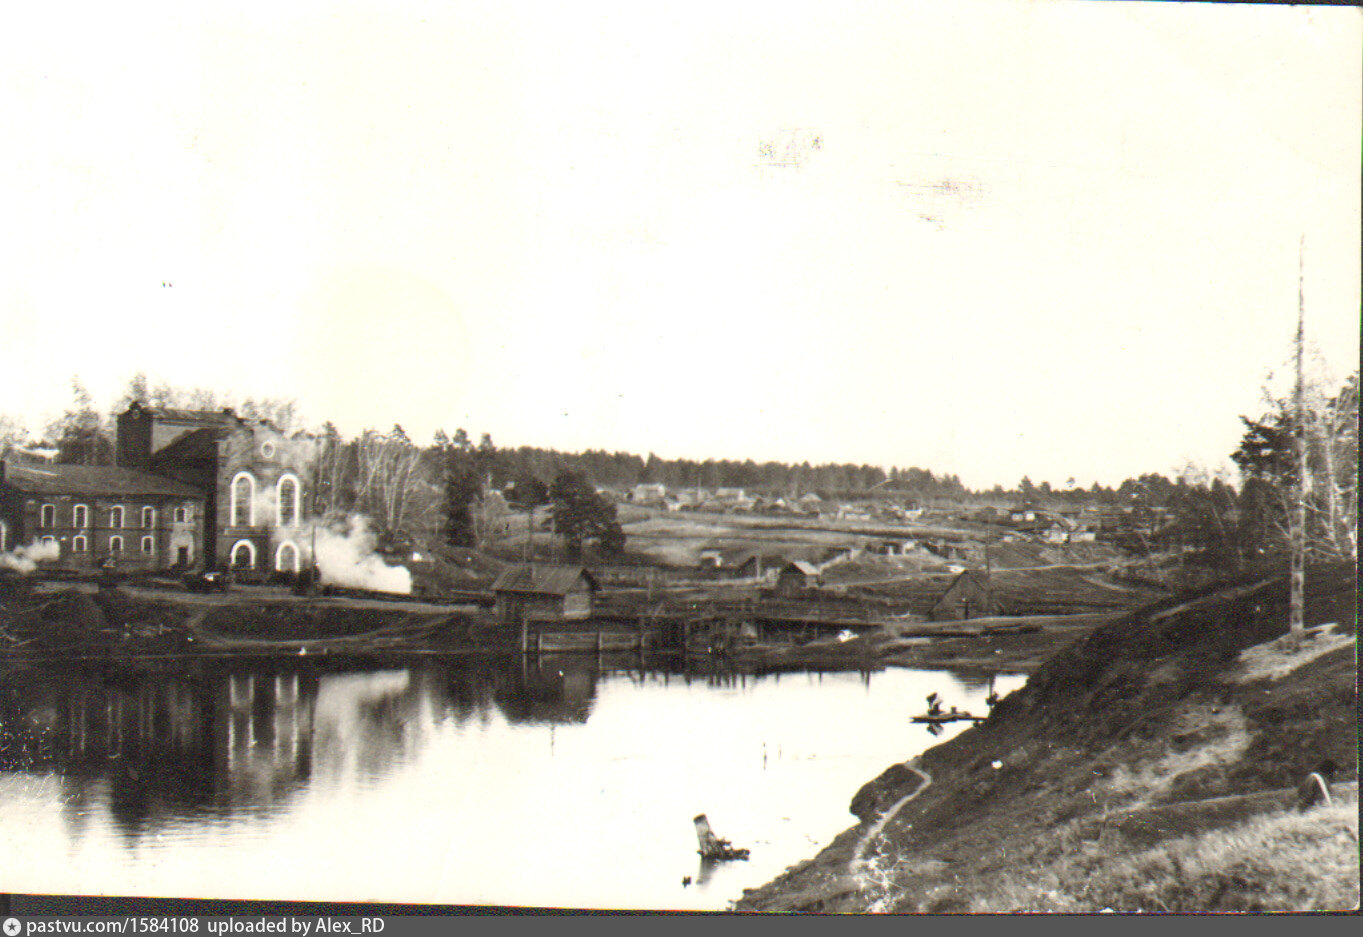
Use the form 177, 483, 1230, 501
1, 0, 1358, 490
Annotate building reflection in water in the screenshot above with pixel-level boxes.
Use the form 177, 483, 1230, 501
0, 654, 613, 842
0, 652, 913, 846
0, 664, 320, 838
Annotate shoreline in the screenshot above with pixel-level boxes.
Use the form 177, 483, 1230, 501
3, 578, 1116, 672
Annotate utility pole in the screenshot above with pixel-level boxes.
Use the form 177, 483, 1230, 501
1289, 235, 1307, 641
524, 503, 533, 566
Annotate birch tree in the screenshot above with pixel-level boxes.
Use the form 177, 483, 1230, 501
353, 425, 440, 545
1232, 370, 1358, 564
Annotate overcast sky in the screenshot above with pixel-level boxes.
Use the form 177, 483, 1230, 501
2, 0, 1358, 489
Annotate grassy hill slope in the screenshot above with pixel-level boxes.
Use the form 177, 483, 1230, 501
737, 563, 1358, 913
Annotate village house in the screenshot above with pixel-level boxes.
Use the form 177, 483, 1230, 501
697, 547, 726, 569
735, 552, 788, 583
929, 570, 1000, 621
1040, 519, 1071, 544
711, 487, 755, 512
867, 538, 914, 556
490, 564, 599, 623
836, 503, 874, 521
629, 482, 668, 505
774, 560, 822, 596
697, 546, 765, 575
0, 459, 204, 572
817, 545, 860, 567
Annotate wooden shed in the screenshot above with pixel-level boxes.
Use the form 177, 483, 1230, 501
736, 553, 788, 582
775, 560, 822, 596
929, 570, 999, 621
490, 564, 599, 624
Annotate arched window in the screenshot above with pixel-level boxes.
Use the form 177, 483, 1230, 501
110, 506, 124, 529
141, 536, 155, 555
230, 539, 257, 569
142, 506, 155, 529
73, 534, 88, 552
173, 507, 187, 523
73, 504, 89, 528
109, 535, 124, 554
230, 473, 256, 527
275, 541, 300, 572
41, 504, 55, 527
276, 474, 301, 527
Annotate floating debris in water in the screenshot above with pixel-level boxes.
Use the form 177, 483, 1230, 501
693, 814, 750, 861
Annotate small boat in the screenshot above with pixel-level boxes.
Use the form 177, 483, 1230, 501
911, 712, 985, 724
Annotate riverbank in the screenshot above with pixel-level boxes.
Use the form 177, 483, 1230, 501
735, 564, 1359, 912
1, 578, 1116, 671
0, 580, 485, 658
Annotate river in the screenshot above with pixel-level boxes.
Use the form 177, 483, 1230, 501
0, 653, 1024, 911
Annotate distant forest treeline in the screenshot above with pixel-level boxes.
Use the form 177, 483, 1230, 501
2, 373, 1214, 505
3, 369, 1356, 572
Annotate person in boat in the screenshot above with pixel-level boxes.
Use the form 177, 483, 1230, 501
926, 693, 943, 717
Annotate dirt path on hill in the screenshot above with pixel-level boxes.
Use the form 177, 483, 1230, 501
851, 762, 932, 870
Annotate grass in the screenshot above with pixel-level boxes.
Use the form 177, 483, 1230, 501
1234, 624, 1356, 683
967, 796, 1360, 913
1096, 703, 1250, 808
737, 567, 1358, 915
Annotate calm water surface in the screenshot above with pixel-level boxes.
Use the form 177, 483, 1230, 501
0, 653, 1024, 910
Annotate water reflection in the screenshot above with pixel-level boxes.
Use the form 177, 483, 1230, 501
0, 664, 318, 836
0, 655, 918, 841
0, 654, 1024, 908
0, 656, 614, 839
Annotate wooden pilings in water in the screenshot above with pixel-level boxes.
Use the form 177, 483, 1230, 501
517, 618, 659, 655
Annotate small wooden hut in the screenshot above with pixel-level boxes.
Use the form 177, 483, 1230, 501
775, 560, 822, 597
929, 570, 999, 621
490, 564, 599, 624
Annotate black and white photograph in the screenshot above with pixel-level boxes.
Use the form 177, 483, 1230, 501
0, 0, 1358, 915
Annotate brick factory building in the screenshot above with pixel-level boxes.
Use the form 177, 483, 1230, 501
1, 404, 318, 575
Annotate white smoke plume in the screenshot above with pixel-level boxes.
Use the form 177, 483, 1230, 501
310, 515, 412, 595
0, 539, 62, 574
